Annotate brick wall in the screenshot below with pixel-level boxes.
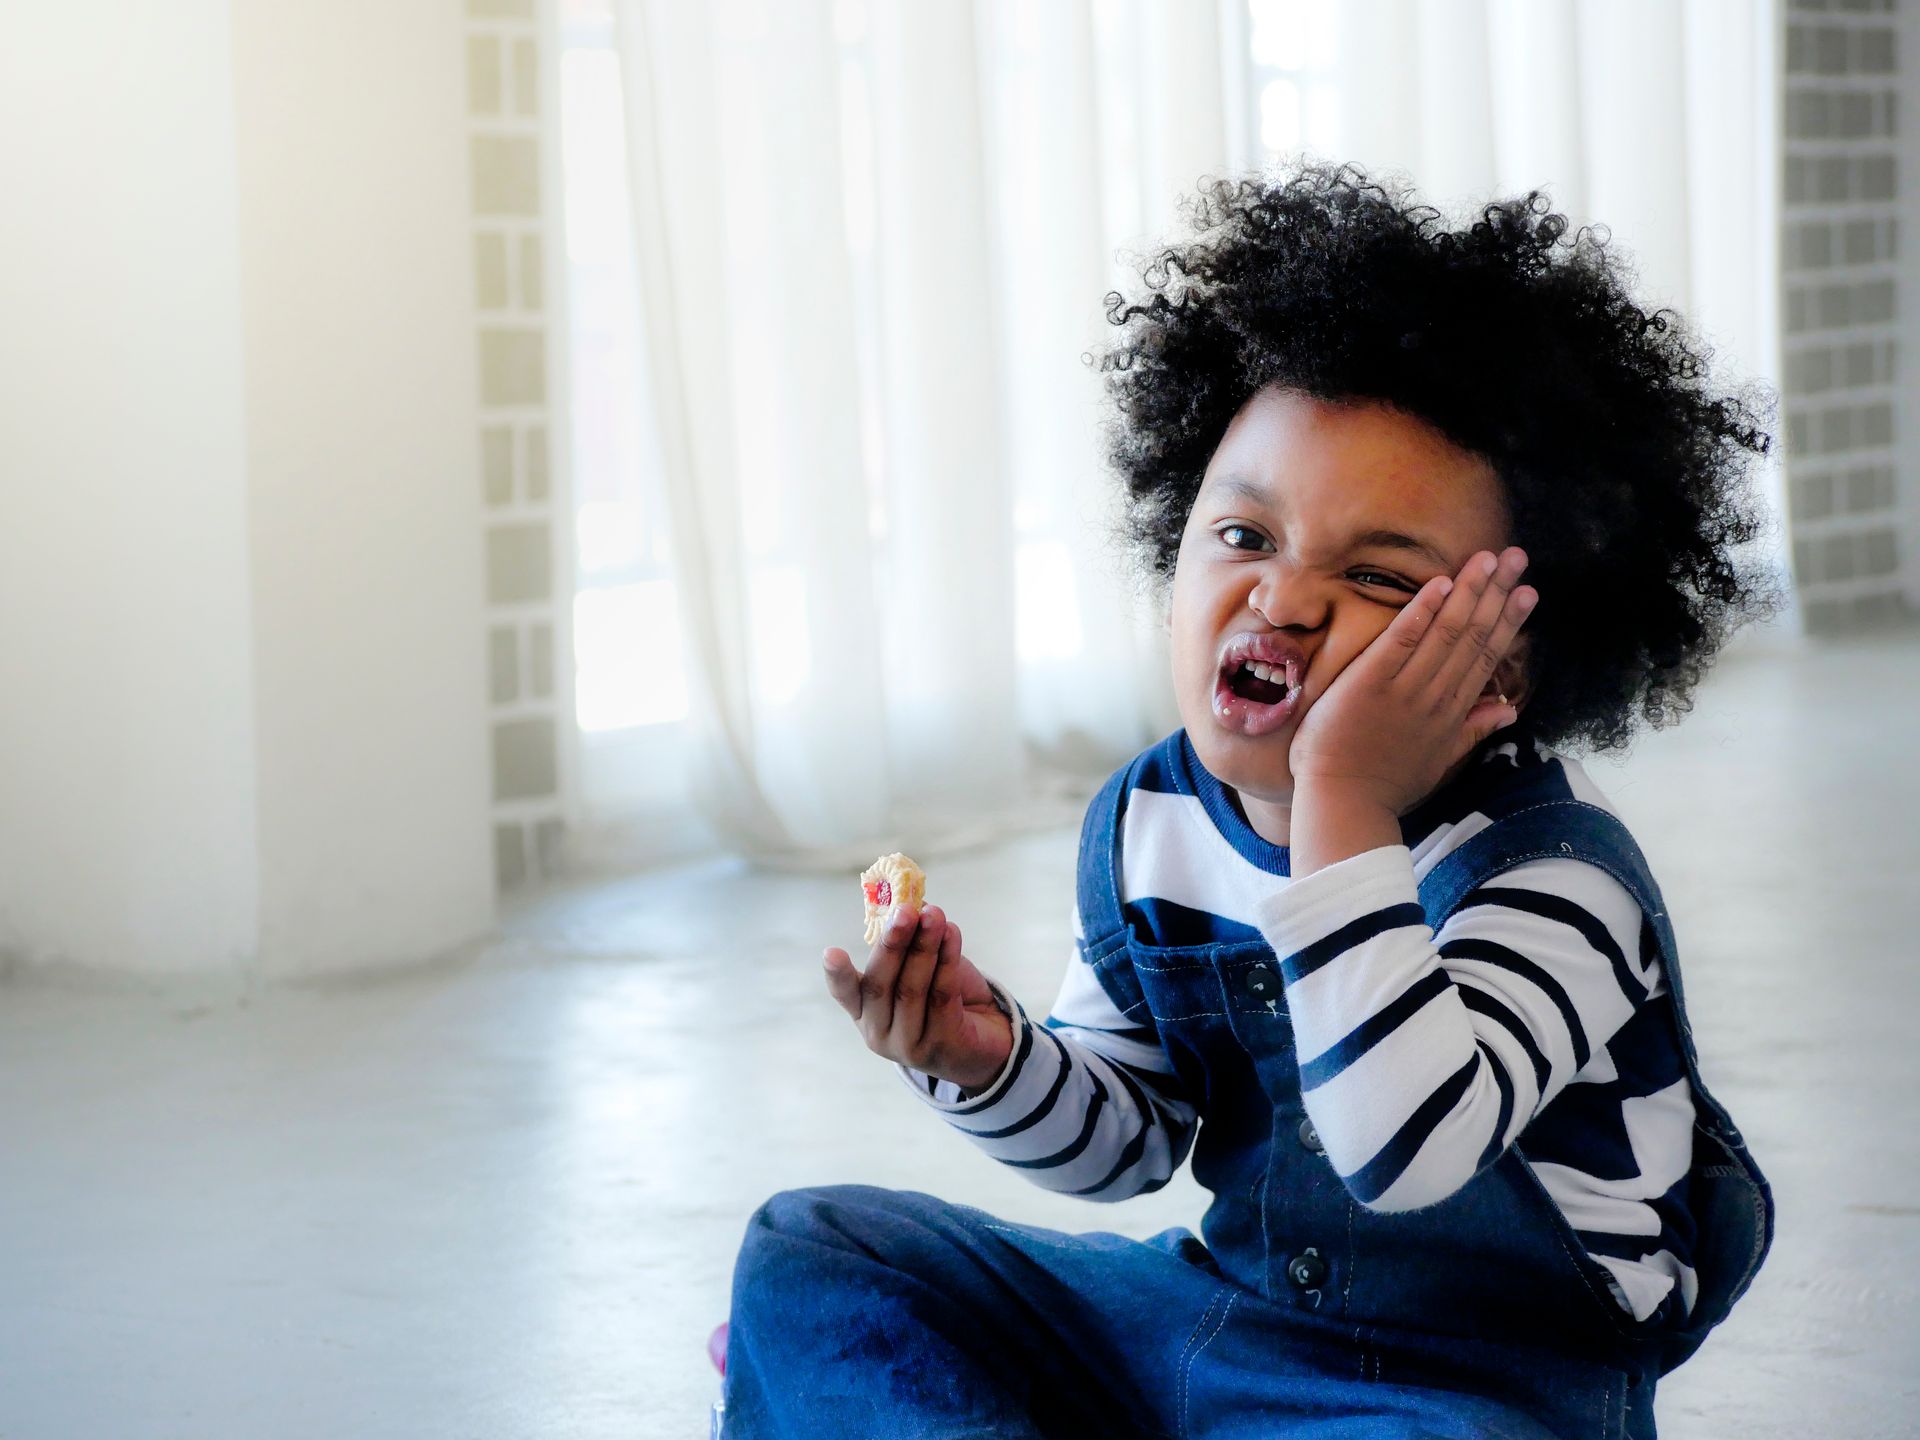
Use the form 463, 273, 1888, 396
1782, 0, 1911, 627
468, 0, 566, 889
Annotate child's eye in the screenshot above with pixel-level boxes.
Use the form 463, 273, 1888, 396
1218, 524, 1272, 552
1349, 569, 1416, 594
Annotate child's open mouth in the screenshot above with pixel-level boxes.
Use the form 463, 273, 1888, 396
1212, 635, 1305, 737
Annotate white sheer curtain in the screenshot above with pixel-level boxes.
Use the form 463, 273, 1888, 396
1272, 0, 1784, 530
605, 0, 1782, 869
611, 0, 1228, 867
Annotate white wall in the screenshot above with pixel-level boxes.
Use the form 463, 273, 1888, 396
0, 1, 261, 977
0, 0, 494, 979
233, 0, 493, 977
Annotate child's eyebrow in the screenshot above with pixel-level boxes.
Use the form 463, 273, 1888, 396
1206, 475, 1273, 509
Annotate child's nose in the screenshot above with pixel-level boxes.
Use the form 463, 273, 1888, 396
1246, 564, 1329, 630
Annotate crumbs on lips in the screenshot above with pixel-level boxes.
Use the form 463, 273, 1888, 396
860, 853, 926, 945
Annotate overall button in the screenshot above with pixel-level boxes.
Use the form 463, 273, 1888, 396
1297, 1117, 1324, 1154
1244, 964, 1279, 1002
1287, 1248, 1328, 1290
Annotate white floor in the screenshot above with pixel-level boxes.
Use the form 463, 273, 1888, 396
3, 630, 1918, 1440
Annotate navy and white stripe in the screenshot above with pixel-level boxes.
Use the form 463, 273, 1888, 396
903, 731, 1699, 1325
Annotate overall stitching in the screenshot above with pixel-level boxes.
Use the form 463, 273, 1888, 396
1507, 1151, 1637, 1343
1141, 1006, 1237, 1022
1447, 843, 1654, 923
1738, 1185, 1771, 1291
1342, 1196, 1356, 1314
1178, 1291, 1239, 1440
1257, 1135, 1275, 1301
1172, 1289, 1228, 1436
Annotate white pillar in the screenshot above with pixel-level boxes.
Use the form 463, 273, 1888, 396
232, 0, 494, 976
0, 0, 261, 978
0, 0, 494, 979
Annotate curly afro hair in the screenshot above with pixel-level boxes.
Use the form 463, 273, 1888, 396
1096, 160, 1779, 753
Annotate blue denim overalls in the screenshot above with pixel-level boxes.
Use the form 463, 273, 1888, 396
722, 754, 1774, 1439
1066, 753, 1775, 1437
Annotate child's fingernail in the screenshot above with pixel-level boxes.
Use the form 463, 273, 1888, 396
1435, 577, 1453, 595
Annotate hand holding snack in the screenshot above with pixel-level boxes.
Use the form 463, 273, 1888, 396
825, 854, 1014, 1093
859, 853, 926, 945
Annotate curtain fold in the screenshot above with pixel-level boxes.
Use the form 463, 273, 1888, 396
863, 1, 1025, 828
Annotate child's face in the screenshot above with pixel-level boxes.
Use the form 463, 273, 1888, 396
1170, 385, 1517, 832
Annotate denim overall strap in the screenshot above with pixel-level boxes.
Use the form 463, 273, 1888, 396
1074, 754, 1152, 1019
1416, 798, 1776, 1375
1417, 800, 1663, 945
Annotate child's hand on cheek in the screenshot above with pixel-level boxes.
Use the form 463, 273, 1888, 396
1288, 547, 1535, 870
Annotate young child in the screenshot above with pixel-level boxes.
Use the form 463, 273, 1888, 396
721, 162, 1777, 1439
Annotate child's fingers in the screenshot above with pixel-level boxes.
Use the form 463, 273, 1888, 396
886, 905, 947, 1055
914, 917, 966, 1055
1459, 692, 1523, 754
822, 947, 863, 1020
1365, 574, 1454, 676
1449, 581, 1536, 712
1430, 548, 1530, 699
1401, 550, 1498, 690
857, 904, 919, 1037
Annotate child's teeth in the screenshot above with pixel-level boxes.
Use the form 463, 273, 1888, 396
1233, 658, 1295, 697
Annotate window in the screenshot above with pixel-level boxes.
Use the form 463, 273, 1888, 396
559, 0, 706, 862
1246, 0, 1339, 158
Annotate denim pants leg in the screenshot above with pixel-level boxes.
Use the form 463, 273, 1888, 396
721, 1184, 1230, 1440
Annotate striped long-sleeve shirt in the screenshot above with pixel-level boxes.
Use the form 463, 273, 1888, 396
901, 730, 1699, 1326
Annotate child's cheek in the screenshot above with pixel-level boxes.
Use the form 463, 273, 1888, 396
1313, 634, 1371, 692
1296, 622, 1385, 717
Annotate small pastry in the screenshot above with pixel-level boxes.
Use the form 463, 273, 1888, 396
860, 853, 927, 945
